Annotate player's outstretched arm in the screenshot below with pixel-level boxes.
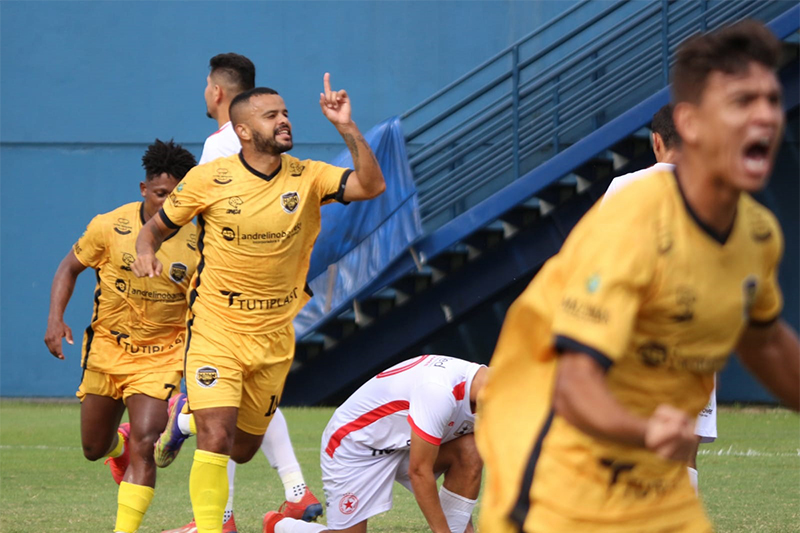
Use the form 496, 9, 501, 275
555, 351, 696, 461
44, 251, 87, 360
319, 72, 385, 202
408, 431, 451, 533
132, 213, 172, 278
737, 319, 800, 411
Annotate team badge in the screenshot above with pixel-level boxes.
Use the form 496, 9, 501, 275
339, 493, 358, 515
169, 262, 188, 283
196, 366, 219, 388
281, 192, 300, 214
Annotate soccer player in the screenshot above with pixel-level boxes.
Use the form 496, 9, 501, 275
477, 20, 799, 533
263, 355, 486, 533
603, 103, 718, 492
44, 139, 198, 533
160, 52, 323, 533
132, 75, 385, 533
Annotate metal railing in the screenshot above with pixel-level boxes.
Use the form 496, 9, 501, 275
402, 0, 793, 229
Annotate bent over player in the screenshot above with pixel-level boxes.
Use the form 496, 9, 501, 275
44, 139, 198, 533
132, 75, 385, 533
264, 355, 487, 533
478, 20, 799, 533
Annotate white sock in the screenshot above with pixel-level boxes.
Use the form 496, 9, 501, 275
439, 486, 477, 533
688, 466, 699, 494
275, 517, 327, 533
261, 408, 306, 502
177, 412, 192, 436
224, 459, 236, 521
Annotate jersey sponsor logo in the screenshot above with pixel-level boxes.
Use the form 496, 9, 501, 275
169, 262, 188, 283
281, 191, 300, 213
168, 192, 181, 207
742, 275, 758, 318
177, 183, 185, 192
109, 330, 182, 354
339, 493, 358, 515
196, 366, 219, 388
219, 223, 302, 245
121, 252, 135, 271
219, 287, 300, 311
116, 279, 185, 301
110, 330, 130, 345
749, 210, 772, 242
637, 341, 668, 367
561, 297, 609, 324
227, 196, 244, 214
213, 168, 232, 185
669, 286, 696, 322
114, 218, 132, 235
369, 446, 397, 457
73, 242, 83, 255
221, 227, 236, 241
115, 278, 128, 293
187, 233, 197, 251
289, 161, 305, 176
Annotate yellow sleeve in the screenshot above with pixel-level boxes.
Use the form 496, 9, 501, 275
551, 209, 658, 368
160, 168, 209, 229
749, 220, 784, 325
307, 160, 352, 206
73, 215, 107, 268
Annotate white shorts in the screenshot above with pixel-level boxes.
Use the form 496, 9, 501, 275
321, 448, 439, 529
695, 383, 717, 443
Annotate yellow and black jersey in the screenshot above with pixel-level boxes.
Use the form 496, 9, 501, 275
477, 170, 783, 530
73, 202, 197, 374
160, 152, 351, 333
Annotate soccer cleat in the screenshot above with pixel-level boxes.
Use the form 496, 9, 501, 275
105, 422, 130, 485
278, 488, 323, 521
262, 511, 285, 533
155, 392, 189, 468
161, 514, 238, 533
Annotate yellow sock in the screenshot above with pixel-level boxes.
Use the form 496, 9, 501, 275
189, 413, 197, 435
107, 429, 126, 458
114, 481, 154, 533
190, 449, 229, 533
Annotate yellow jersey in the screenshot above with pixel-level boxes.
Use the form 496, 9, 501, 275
477, 170, 783, 531
160, 152, 350, 334
73, 202, 197, 374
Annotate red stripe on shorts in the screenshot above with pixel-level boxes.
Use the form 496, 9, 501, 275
325, 400, 410, 457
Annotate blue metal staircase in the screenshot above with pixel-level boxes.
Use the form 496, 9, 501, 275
284, 1, 800, 406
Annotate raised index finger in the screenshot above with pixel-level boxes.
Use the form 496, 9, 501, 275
323, 72, 332, 96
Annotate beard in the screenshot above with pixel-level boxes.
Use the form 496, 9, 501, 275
252, 129, 292, 155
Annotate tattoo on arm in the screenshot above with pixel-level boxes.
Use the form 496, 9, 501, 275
344, 133, 360, 172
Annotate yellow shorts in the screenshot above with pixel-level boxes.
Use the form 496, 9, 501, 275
76, 368, 182, 404
184, 315, 294, 435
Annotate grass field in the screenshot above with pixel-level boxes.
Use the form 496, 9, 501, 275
1, 401, 798, 533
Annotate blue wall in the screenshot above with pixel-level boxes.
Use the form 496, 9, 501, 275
0, 0, 579, 396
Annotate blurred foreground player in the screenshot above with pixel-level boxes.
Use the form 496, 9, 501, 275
160, 52, 324, 533
133, 75, 385, 533
603, 103, 718, 492
44, 140, 197, 533
264, 355, 487, 533
478, 20, 799, 533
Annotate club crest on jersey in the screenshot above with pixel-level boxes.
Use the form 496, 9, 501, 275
196, 366, 219, 388
339, 493, 359, 515
281, 192, 300, 214
169, 262, 188, 283
742, 275, 758, 318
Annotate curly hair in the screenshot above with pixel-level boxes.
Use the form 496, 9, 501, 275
672, 20, 780, 104
141, 139, 197, 181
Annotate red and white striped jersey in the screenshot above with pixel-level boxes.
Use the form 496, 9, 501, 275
322, 355, 484, 460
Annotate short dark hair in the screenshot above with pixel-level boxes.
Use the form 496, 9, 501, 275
229, 87, 280, 126
651, 104, 679, 149
671, 19, 780, 104
209, 53, 256, 93
141, 139, 197, 181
